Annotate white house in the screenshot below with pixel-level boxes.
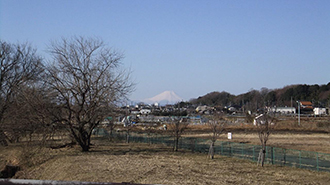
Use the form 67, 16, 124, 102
269, 107, 296, 114
313, 108, 326, 116
140, 109, 151, 115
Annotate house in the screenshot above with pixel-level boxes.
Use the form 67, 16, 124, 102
269, 107, 296, 114
130, 108, 140, 115
313, 107, 327, 116
140, 109, 151, 115
195, 105, 214, 114
299, 101, 313, 109
298, 101, 313, 114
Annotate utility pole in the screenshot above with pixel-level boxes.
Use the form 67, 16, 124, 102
298, 102, 300, 126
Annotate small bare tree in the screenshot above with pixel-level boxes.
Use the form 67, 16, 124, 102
105, 116, 116, 141
207, 114, 226, 159
255, 113, 276, 167
45, 36, 134, 151
122, 115, 133, 143
167, 117, 189, 152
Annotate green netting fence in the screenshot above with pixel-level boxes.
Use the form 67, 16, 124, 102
95, 130, 330, 172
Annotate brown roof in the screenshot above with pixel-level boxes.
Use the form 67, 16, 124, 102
300, 101, 312, 106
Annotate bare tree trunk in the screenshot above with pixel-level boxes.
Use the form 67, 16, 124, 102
126, 129, 130, 143
169, 118, 189, 152
108, 128, 114, 141
174, 136, 179, 152
257, 147, 266, 166
70, 128, 91, 152
257, 149, 262, 166
261, 148, 266, 166
209, 141, 215, 159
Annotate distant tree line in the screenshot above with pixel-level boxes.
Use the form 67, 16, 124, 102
190, 84, 330, 109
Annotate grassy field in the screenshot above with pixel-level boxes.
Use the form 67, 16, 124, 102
186, 132, 330, 154
1, 137, 330, 185
1, 116, 330, 184
186, 115, 330, 153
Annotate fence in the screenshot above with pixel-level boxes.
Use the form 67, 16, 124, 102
95, 130, 330, 172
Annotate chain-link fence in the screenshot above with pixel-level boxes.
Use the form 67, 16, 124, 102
96, 130, 330, 172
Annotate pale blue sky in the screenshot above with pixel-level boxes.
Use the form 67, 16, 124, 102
1, 0, 329, 101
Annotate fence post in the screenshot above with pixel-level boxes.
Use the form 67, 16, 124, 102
283, 149, 286, 166
316, 152, 319, 171
266, 146, 268, 164
299, 151, 301, 168
273, 147, 275, 165
241, 143, 244, 159
271, 147, 274, 165
253, 145, 255, 162
221, 141, 223, 155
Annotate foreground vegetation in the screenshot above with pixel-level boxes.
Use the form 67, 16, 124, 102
1, 137, 329, 185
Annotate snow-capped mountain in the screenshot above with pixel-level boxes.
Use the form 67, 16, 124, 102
144, 91, 183, 105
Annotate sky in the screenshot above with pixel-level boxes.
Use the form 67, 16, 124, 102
1, 0, 329, 102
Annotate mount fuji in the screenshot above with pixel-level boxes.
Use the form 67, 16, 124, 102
143, 91, 183, 105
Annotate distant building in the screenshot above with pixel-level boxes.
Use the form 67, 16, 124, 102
269, 107, 296, 114
130, 108, 140, 115
299, 101, 313, 109
195, 105, 214, 114
313, 108, 327, 116
298, 101, 313, 114
140, 109, 151, 115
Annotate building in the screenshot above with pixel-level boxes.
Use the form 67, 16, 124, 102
140, 109, 151, 115
313, 108, 327, 116
299, 101, 313, 109
298, 101, 313, 114
269, 107, 296, 114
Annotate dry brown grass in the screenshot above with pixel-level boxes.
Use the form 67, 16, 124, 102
187, 116, 330, 154
1, 118, 330, 184
0, 138, 327, 185
208, 133, 330, 154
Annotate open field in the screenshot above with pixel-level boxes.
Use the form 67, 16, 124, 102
185, 115, 330, 153
185, 132, 330, 154
1, 138, 330, 185
1, 116, 330, 184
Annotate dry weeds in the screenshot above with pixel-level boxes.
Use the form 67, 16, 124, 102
6, 140, 329, 185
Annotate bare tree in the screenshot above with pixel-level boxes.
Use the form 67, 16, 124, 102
0, 41, 43, 146
255, 113, 276, 166
167, 117, 189, 152
207, 114, 226, 159
122, 114, 133, 143
105, 116, 116, 141
45, 36, 134, 151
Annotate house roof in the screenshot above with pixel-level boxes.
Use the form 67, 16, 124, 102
299, 101, 313, 109
300, 101, 312, 106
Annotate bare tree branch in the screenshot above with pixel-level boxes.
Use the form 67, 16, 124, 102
0, 41, 43, 146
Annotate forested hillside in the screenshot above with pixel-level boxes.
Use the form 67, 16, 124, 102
190, 83, 330, 109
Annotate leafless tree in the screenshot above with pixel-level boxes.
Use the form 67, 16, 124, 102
105, 116, 116, 141
122, 114, 133, 143
45, 36, 134, 151
207, 113, 226, 159
167, 117, 189, 152
255, 113, 276, 167
0, 41, 43, 146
